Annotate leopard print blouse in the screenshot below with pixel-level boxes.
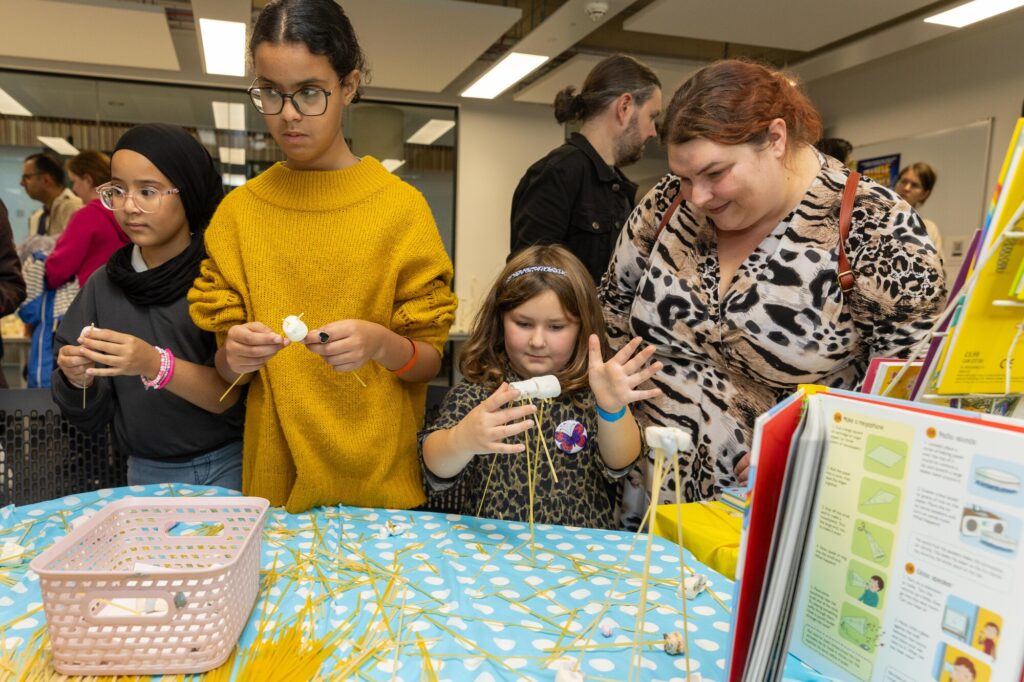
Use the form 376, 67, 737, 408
600, 154, 946, 530
418, 377, 632, 529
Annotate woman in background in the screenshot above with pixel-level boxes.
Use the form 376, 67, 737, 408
46, 151, 130, 289
895, 162, 942, 257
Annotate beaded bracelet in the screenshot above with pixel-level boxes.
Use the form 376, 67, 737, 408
140, 347, 175, 390
391, 337, 418, 377
158, 348, 175, 390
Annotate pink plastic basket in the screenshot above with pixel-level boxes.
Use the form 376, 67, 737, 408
30, 496, 269, 676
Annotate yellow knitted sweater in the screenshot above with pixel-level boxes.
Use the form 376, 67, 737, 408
188, 157, 456, 512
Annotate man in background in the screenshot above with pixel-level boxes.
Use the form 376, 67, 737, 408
509, 55, 662, 285
20, 152, 82, 239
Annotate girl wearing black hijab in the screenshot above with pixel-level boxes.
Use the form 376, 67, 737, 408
52, 123, 246, 489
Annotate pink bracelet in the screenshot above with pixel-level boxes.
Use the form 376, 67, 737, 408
158, 349, 175, 389
140, 347, 175, 390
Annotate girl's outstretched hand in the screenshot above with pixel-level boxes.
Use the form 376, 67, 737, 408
450, 382, 537, 458
587, 334, 662, 412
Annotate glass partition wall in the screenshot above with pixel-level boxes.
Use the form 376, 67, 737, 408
0, 69, 456, 252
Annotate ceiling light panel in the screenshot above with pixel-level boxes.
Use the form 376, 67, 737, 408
407, 120, 456, 145
924, 0, 1024, 27
212, 102, 246, 131
219, 147, 246, 165
198, 19, 246, 77
462, 53, 549, 99
191, 0, 250, 77
37, 136, 79, 156
0, 87, 31, 116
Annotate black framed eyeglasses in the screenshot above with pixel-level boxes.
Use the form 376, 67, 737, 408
246, 81, 339, 116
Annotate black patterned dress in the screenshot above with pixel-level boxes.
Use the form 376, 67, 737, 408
600, 153, 946, 529
418, 375, 634, 529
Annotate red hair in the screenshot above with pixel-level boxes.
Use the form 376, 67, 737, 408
661, 59, 821, 152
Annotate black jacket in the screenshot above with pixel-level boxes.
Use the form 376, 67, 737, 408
509, 133, 638, 284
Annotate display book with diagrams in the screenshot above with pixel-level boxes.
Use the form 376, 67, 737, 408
726, 387, 1024, 682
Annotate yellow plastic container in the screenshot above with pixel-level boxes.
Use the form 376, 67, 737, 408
653, 501, 743, 579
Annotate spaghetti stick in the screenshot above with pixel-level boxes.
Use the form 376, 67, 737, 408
672, 454, 693, 681
631, 444, 666, 682
477, 458, 498, 518
219, 372, 246, 402
536, 400, 558, 483
81, 322, 94, 408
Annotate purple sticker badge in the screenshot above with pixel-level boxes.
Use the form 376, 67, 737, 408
554, 420, 587, 454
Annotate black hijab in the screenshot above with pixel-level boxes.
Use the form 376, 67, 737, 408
105, 123, 223, 306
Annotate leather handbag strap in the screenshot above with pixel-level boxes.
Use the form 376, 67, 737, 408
655, 174, 860, 292
837, 171, 860, 293
655, 190, 686, 242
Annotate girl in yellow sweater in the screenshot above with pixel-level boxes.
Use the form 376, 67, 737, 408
188, 0, 456, 513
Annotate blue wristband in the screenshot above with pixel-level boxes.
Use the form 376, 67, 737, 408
596, 403, 627, 422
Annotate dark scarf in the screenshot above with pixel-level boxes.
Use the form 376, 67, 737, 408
106, 123, 223, 306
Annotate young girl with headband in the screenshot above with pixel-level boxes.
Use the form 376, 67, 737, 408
420, 245, 661, 528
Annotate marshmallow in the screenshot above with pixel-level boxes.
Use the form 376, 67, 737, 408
684, 573, 709, 599
663, 630, 685, 656
282, 315, 308, 342
509, 375, 561, 400
645, 426, 692, 455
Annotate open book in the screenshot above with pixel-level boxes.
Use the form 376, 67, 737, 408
729, 388, 1024, 682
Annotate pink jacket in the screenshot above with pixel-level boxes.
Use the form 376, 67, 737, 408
45, 199, 129, 289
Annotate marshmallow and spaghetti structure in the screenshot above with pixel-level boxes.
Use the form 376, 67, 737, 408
476, 374, 561, 560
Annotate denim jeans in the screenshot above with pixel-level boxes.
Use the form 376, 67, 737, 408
128, 440, 243, 491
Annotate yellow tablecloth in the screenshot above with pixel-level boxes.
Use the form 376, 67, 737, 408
653, 501, 743, 579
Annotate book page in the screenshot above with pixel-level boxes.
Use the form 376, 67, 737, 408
788, 394, 1024, 682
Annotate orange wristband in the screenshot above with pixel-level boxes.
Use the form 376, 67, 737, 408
392, 337, 418, 376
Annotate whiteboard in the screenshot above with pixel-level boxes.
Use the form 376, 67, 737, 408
852, 119, 993, 283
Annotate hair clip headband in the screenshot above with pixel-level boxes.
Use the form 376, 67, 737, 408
504, 265, 567, 284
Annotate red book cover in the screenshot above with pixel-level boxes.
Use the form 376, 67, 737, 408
727, 391, 806, 682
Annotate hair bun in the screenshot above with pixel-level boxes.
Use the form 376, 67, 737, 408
553, 86, 583, 123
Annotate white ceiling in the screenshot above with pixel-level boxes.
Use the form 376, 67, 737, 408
624, 0, 941, 52
0, 0, 179, 70
0, 0, 1011, 112
342, 0, 521, 92
515, 53, 701, 105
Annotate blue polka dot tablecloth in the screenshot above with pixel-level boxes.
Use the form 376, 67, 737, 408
0, 485, 829, 680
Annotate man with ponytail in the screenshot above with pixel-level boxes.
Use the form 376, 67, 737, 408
509, 54, 661, 285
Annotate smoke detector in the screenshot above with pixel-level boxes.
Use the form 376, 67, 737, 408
585, 1, 609, 22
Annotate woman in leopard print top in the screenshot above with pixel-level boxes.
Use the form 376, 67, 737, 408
600, 60, 946, 529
